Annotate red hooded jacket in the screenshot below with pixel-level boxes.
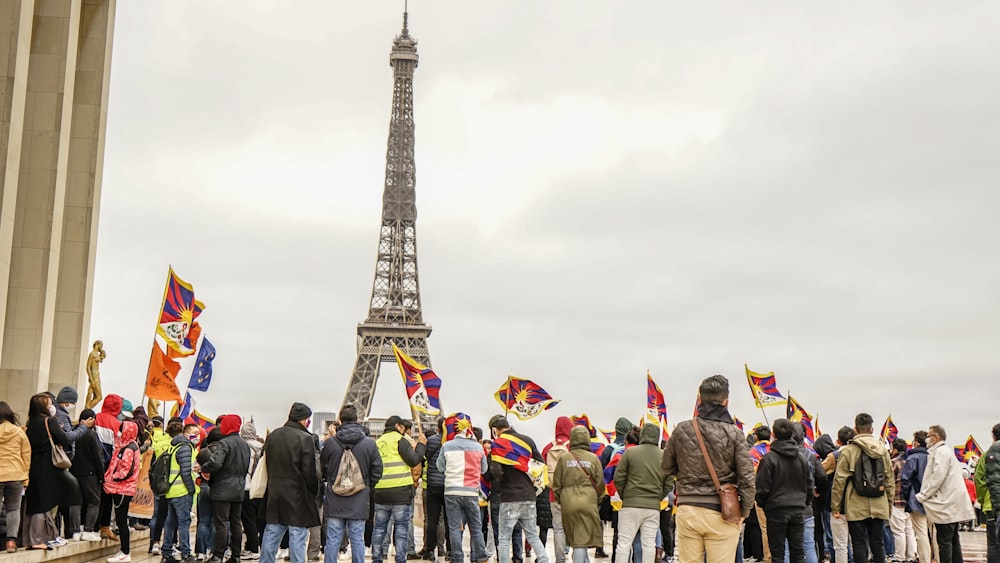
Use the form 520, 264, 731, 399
103, 420, 141, 496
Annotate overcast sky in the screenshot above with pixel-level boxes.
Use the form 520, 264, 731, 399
92, 2, 1000, 446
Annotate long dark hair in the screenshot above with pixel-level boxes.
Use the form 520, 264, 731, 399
27, 393, 51, 418
0, 401, 18, 425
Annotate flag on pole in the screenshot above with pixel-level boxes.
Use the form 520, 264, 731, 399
145, 341, 183, 403
598, 428, 616, 445
880, 415, 899, 444
570, 414, 605, 453
494, 376, 559, 420
734, 417, 745, 432
187, 338, 216, 392
177, 392, 196, 420
786, 396, 816, 444
954, 435, 983, 464
391, 343, 442, 415
156, 268, 206, 358
745, 365, 786, 408
646, 373, 670, 443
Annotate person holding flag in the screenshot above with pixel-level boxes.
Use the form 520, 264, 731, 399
372, 416, 427, 563
488, 415, 548, 563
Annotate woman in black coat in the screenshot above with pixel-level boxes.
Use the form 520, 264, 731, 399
24, 393, 71, 549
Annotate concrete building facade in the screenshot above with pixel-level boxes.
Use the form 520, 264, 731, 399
0, 0, 115, 415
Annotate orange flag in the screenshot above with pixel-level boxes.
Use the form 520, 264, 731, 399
145, 342, 183, 402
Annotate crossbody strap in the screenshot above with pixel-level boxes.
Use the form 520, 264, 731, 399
568, 450, 602, 495
691, 417, 723, 493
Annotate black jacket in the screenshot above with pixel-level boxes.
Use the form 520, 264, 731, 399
755, 439, 811, 513
70, 427, 104, 479
490, 429, 543, 503
425, 432, 445, 489
264, 421, 321, 527
202, 432, 251, 502
321, 422, 383, 520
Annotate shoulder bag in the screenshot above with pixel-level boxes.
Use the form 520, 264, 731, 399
46, 418, 73, 469
691, 417, 740, 523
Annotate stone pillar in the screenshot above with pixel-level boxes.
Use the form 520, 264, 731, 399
0, 0, 115, 418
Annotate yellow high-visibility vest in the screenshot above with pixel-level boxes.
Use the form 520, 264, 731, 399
375, 431, 412, 489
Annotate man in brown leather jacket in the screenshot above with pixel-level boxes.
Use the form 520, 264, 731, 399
661, 375, 755, 563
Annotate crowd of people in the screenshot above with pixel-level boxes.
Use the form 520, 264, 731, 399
0, 375, 998, 563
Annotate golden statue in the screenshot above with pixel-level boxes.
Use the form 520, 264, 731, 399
84, 340, 106, 410
147, 397, 161, 417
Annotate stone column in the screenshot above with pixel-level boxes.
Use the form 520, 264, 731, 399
0, 0, 115, 418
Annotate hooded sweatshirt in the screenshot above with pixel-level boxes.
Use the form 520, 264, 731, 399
103, 420, 141, 496
95, 394, 123, 467
0, 420, 31, 482
201, 414, 252, 502
542, 416, 574, 502
614, 423, 673, 510
830, 433, 894, 521
241, 420, 263, 490
600, 417, 634, 467
755, 438, 811, 512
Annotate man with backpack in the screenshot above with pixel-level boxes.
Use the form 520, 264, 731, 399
830, 413, 894, 563
320, 405, 382, 563
156, 419, 197, 563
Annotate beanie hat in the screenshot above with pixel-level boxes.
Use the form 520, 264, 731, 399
56, 386, 79, 404
79, 408, 96, 421
288, 402, 312, 421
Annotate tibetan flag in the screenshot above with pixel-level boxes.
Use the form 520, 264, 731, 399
646, 373, 668, 428
494, 376, 559, 420
745, 365, 786, 409
491, 434, 533, 472
444, 412, 474, 441
599, 428, 616, 445
187, 338, 216, 392
750, 440, 770, 470
188, 410, 216, 432
955, 435, 983, 464
881, 415, 899, 444
570, 414, 604, 453
787, 396, 816, 443
146, 341, 183, 403
734, 417, 745, 432
391, 343, 442, 415
156, 268, 206, 357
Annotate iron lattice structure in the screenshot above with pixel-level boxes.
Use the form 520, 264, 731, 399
342, 13, 437, 427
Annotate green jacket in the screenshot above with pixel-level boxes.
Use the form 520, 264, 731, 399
553, 427, 606, 548
614, 424, 673, 510
982, 440, 1000, 513
831, 433, 894, 521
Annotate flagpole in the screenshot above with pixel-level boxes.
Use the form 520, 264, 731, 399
142, 266, 175, 403
504, 375, 511, 420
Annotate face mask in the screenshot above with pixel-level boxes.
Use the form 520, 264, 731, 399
188, 435, 199, 443
47, 405, 56, 417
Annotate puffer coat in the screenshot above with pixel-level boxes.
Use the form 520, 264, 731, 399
553, 427, 605, 548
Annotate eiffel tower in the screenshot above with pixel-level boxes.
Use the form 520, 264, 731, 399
341, 9, 436, 426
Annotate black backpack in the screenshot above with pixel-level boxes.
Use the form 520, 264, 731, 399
150, 443, 190, 495
852, 450, 886, 498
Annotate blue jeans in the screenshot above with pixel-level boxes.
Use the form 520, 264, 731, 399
572, 547, 589, 563
372, 503, 412, 563
325, 518, 365, 563
444, 496, 487, 563
498, 501, 548, 563
163, 495, 193, 558
261, 523, 308, 563
491, 502, 522, 561
196, 485, 214, 556
783, 515, 817, 563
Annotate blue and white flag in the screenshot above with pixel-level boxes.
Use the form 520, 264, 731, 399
188, 338, 216, 392
178, 392, 195, 420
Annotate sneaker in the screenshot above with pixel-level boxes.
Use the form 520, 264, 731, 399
594, 550, 609, 559
133, 523, 149, 531
51, 537, 69, 547
162, 557, 180, 563
72, 532, 83, 541
242, 552, 260, 561
196, 555, 206, 561
276, 549, 289, 561
84, 532, 103, 542
107, 552, 132, 563
152, 543, 162, 554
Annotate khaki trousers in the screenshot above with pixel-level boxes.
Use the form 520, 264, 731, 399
755, 504, 771, 562
909, 511, 938, 563
675, 505, 740, 563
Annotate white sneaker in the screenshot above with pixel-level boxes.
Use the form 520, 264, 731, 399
107, 552, 132, 562
152, 542, 162, 555
50, 537, 69, 547
72, 532, 83, 541
82, 531, 102, 542
277, 549, 289, 560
